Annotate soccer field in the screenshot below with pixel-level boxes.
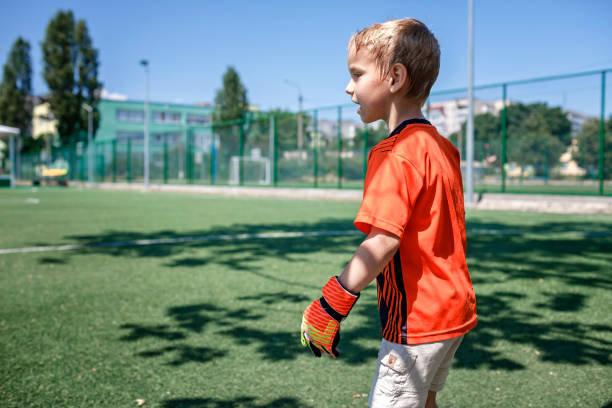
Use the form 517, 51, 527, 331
1, 188, 611, 408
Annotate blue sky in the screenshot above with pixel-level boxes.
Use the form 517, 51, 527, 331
1, 0, 611, 114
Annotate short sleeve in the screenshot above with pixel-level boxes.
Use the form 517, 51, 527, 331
354, 152, 423, 238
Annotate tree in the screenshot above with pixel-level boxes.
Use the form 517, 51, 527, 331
575, 117, 612, 179
42, 10, 101, 145
357, 122, 388, 148
450, 112, 500, 161
75, 19, 102, 136
524, 103, 572, 146
449, 103, 571, 173
213, 67, 248, 124
0, 37, 33, 146
507, 108, 565, 173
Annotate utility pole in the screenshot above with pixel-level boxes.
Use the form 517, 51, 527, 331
284, 79, 304, 150
465, 0, 475, 206
140, 59, 150, 190
82, 103, 94, 185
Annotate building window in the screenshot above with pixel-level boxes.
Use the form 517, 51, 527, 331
153, 132, 180, 144
117, 109, 145, 122
187, 114, 210, 126
153, 111, 181, 124
117, 131, 144, 141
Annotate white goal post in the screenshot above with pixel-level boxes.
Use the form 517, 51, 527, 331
229, 156, 272, 185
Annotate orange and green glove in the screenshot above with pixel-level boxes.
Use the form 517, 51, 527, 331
301, 276, 359, 358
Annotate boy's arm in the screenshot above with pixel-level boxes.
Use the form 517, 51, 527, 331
338, 227, 401, 293
300, 227, 399, 358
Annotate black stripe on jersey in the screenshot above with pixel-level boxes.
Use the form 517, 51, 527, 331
377, 269, 389, 335
371, 143, 396, 154
393, 249, 409, 344
374, 139, 396, 147
383, 265, 396, 341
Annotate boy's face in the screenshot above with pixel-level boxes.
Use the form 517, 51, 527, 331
345, 47, 391, 124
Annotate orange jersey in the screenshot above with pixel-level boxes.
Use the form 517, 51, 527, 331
354, 119, 477, 345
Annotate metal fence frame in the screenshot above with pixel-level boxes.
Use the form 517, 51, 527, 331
12, 68, 612, 195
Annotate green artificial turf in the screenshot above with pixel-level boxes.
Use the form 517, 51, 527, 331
1, 188, 611, 407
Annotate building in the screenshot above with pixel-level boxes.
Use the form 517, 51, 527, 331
97, 99, 213, 146
32, 102, 58, 140
316, 119, 362, 141
427, 98, 506, 137
31, 99, 214, 148
565, 110, 591, 135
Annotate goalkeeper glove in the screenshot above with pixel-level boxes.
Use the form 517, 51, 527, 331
301, 276, 359, 358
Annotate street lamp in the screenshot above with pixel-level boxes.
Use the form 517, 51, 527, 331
283, 79, 304, 150
465, 0, 475, 206
140, 59, 150, 190
82, 103, 94, 185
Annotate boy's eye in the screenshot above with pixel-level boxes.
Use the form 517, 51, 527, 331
351, 72, 362, 79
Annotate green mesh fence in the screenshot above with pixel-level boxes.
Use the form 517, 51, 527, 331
13, 69, 611, 195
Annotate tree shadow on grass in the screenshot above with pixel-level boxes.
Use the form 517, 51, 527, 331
38, 256, 67, 265
63, 218, 360, 262
161, 396, 312, 408
119, 324, 186, 342
106, 217, 612, 371
455, 290, 612, 370
137, 345, 226, 366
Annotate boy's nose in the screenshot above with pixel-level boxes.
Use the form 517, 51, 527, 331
345, 81, 354, 95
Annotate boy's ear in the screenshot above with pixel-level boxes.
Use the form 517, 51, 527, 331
388, 62, 408, 94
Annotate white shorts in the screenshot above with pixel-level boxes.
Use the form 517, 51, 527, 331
368, 335, 464, 408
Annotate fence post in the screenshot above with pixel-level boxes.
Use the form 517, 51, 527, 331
239, 123, 245, 185
69, 145, 75, 181
272, 115, 278, 186
337, 106, 342, 189
163, 135, 168, 184
313, 109, 318, 188
186, 134, 191, 184
599, 71, 606, 196
100, 143, 105, 181
501, 83, 507, 193
80, 147, 85, 181
210, 132, 216, 185
112, 140, 117, 183
127, 139, 132, 182
363, 126, 369, 180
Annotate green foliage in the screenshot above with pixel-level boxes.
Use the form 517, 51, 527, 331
575, 117, 612, 178
355, 122, 388, 147
450, 112, 500, 161
450, 102, 572, 169
42, 10, 101, 145
506, 103, 571, 170
74, 19, 102, 135
213, 66, 248, 123
508, 106, 566, 170
268, 109, 311, 150
0, 37, 33, 138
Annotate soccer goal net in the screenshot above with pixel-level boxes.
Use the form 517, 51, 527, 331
229, 156, 272, 185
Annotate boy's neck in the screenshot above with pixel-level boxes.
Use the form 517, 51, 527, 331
386, 101, 425, 132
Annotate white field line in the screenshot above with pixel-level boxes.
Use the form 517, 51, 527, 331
0, 228, 609, 256
0, 230, 362, 255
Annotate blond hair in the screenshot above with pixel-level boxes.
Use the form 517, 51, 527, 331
349, 18, 440, 104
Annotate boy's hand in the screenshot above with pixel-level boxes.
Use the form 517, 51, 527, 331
300, 276, 359, 358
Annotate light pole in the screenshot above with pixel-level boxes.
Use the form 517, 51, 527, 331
140, 59, 150, 190
284, 79, 303, 150
465, 0, 475, 206
82, 103, 94, 185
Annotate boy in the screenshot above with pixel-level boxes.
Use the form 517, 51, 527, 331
300, 19, 477, 408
